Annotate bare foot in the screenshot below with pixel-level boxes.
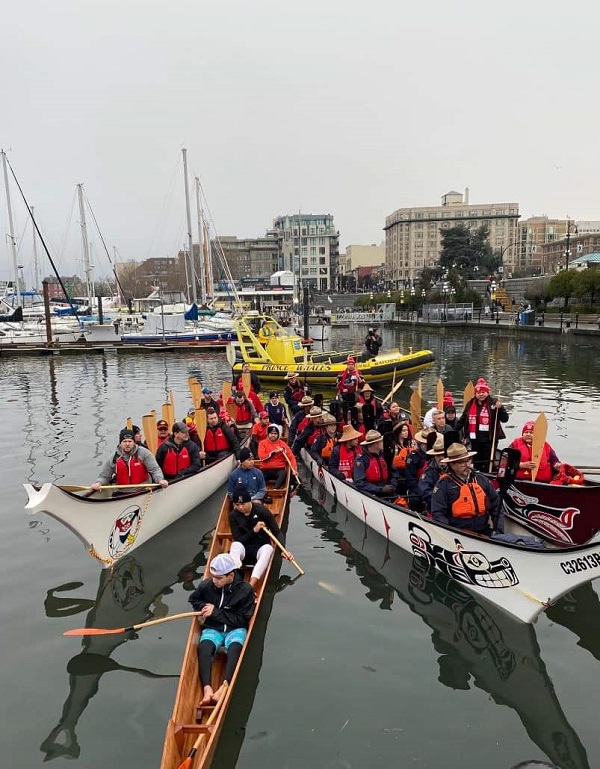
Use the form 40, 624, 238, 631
211, 683, 228, 703
200, 686, 214, 705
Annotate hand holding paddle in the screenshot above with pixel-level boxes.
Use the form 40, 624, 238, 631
262, 527, 305, 576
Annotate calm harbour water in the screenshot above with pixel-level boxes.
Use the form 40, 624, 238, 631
1, 325, 600, 769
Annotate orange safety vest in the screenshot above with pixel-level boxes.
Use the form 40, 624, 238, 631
321, 436, 337, 460
442, 474, 489, 519
393, 446, 410, 470
115, 454, 149, 485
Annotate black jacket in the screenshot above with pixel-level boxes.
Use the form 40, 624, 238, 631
155, 438, 202, 479
189, 572, 255, 632
229, 502, 284, 560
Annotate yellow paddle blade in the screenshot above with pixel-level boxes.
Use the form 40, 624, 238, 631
436, 378, 444, 410
143, 414, 158, 455
196, 408, 207, 444
222, 380, 232, 404
126, 417, 133, 431
531, 412, 548, 482
463, 381, 475, 409
242, 371, 251, 397
410, 390, 422, 431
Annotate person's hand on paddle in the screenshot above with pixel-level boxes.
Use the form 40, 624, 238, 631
253, 521, 266, 533
90, 482, 102, 492
494, 398, 503, 409
281, 550, 293, 562
199, 603, 215, 618
199, 450, 206, 460
158, 479, 169, 488
521, 460, 536, 470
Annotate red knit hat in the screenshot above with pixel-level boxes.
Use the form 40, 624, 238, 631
522, 420, 535, 434
346, 356, 355, 365
475, 378, 490, 393
443, 391, 454, 407
236, 380, 245, 391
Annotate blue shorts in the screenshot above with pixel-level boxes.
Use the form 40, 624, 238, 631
200, 627, 247, 650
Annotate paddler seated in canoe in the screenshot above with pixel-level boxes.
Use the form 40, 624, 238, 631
156, 418, 170, 447
329, 424, 363, 481
336, 356, 364, 410
418, 434, 446, 513
229, 488, 291, 591
284, 371, 310, 416
200, 408, 241, 465
198, 386, 218, 411
90, 428, 168, 493
455, 378, 509, 472
249, 410, 270, 457
258, 424, 298, 489
155, 421, 202, 481
291, 405, 325, 455
266, 391, 288, 432
357, 383, 383, 432
404, 428, 434, 508
430, 443, 503, 534
353, 430, 399, 497
228, 447, 267, 503
288, 395, 314, 447
182, 408, 201, 446
227, 382, 259, 425
509, 421, 562, 482
189, 552, 256, 705
233, 362, 262, 395
309, 413, 340, 466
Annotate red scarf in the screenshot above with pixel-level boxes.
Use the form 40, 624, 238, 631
468, 399, 490, 439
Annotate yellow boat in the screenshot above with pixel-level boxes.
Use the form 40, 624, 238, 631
227, 313, 434, 385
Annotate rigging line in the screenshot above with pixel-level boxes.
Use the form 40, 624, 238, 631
82, 188, 127, 299
146, 152, 181, 261
6, 157, 79, 322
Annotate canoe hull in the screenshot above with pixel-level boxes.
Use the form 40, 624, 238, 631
302, 450, 600, 624
23, 452, 239, 567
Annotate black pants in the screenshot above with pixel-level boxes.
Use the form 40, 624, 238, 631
470, 440, 494, 472
263, 467, 287, 488
198, 639, 243, 687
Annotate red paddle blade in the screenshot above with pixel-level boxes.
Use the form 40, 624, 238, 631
177, 758, 193, 769
63, 627, 126, 636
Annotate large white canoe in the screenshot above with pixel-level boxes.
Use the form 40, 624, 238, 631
24, 451, 239, 567
301, 449, 600, 624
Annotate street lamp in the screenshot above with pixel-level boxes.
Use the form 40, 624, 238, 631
564, 218, 577, 270
498, 242, 515, 276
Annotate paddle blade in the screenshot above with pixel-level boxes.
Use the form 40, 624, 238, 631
463, 381, 475, 409
178, 758, 194, 769
64, 626, 126, 636
410, 390, 422, 431
226, 342, 236, 368
436, 378, 444, 410
222, 381, 232, 404
126, 417, 133, 431
196, 408, 207, 444
531, 412, 548, 482
242, 371, 251, 397
188, 377, 202, 409
143, 413, 158, 455
226, 402, 238, 421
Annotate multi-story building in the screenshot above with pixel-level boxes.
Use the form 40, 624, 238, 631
272, 213, 339, 291
540, 233, 600, 275
517, 216, 570, 274
213, 235, 279, 283
385, 190, 520, 286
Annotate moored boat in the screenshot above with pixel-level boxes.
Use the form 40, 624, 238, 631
160, 475, 291, 769
301, 448, 600, 623
228, 313, 434, 385
23, 447, 244, 567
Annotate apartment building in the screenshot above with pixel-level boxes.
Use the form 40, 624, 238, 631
214, 235, 279, 282
540, 233, 600, 275
272, 213, 339, 291
385, 190, 520, 286
517, 216, 570, 274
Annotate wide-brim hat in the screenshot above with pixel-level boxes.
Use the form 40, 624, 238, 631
440, 443, 478, 464
361, 383, 374, 393
414, 427, 433, 444
321, 413, 337, 425
307, 406, 323, 419
285, 371, 300, 379
361, 429, 383, 446
393, 419, 411, 432
299, 396, 314, 406
426, 435, 446, 456
338, 424, 362, 442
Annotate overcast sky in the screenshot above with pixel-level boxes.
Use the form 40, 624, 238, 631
2, 0, 598, 284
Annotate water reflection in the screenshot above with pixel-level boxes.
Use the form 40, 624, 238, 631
303, 484, 592, 769
39, 494, 221, 761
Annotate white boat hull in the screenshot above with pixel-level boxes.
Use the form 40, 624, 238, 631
23, 452, 238, 567
301, 450, 600, 623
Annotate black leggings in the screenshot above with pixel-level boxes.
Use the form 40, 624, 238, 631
198, 639, 243, 687
263, 467, 288, 489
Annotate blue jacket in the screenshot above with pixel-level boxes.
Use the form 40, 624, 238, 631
227, 465, 266, 501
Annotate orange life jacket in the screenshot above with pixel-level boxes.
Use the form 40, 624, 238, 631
321, 436, 336, 460
442, 474, 489, 518
115, 454, 149, 485
393, 446, 410, 470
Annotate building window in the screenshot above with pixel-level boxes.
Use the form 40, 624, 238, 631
302, 257, 308, 265
301, 247, 307, 255
319, 256, 326, 265
310, 247, 316, 255
319, 247, 325, 255
309, 267, 317, 275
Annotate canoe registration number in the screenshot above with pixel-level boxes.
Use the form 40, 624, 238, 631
560, 554, 600, 574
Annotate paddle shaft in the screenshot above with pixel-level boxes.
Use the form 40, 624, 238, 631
262, 526, 305, 576
64, 611, 203, 637
382, 378, 404, 405
179, 683, 229, 769
488, 393, 501, 473
61, 483, 161, 492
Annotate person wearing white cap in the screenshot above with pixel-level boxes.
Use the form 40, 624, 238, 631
353, 430, 398, 497
430, 443, 502, 534
189, 552, 255, 705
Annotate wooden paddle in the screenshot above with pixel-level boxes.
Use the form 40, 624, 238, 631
188, 377, 202, 410
63, 611, 203, 636
262, 527, 305, 576
463, 381, 475, 409
222, 380, 232, 405
531, 412, 548, 482
226, 402, 238, 421
143, 413, 158, 455
195, 408, 207, 445
410, 389, 422, 431
436, 378, 444, 410
280, 449, 301, 490
242, 371, 251, 398
126, 417, 133, 431
61, 483, 161, 492
381, 378, 404, 406
177, 683, 229, 769
226, 342, 236, 368
488, 390, 501, 473
162, 402, 173, 428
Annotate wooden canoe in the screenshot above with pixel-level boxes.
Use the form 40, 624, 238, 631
160, 473, 291, 769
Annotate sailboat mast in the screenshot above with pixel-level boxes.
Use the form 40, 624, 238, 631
195, 177, 207, 306
1, 149, 19, 292
77, 184, 94, 302
31, 205, 40, 291
202, 213, 214, 301
181, 148, 197, 305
